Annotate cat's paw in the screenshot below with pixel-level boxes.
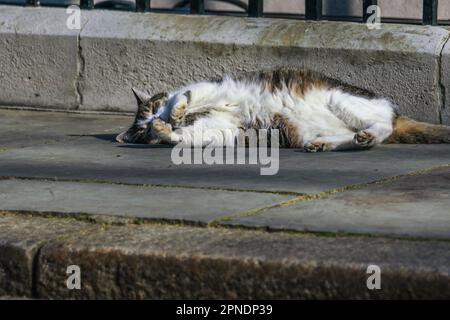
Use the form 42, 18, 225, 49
304, 142, 326, 153
354, 130, 376, 148
169, 91, 190, 127
150, 118, 173, 143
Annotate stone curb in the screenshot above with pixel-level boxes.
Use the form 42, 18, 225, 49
1, 6, 450, 123
1, 212, 449, 299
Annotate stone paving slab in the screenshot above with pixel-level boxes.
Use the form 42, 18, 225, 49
3, 138, 450, 195
0, 178, 291, 223
225, 166, 450, 239
0, 109, 129, 148
4, 142, 450, 195
0, 213, 444, 299
2, 110, 450, 194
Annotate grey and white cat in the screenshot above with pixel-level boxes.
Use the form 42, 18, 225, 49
117, 68, 450, 151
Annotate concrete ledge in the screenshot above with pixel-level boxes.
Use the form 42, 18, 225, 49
1, 6, 450, 123
1, 212, 449, 299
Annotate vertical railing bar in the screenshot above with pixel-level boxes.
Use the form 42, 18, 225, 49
423, 0, 438, 25
363, 0, 378, 22
25, 0, 40, 5
305, 0, 322, 20
248, 0, 263, 17
136, 0, 151, 12
80, 0, 94, 9
190, 0, 205, 14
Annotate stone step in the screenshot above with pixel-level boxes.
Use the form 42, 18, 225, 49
1, 212, 449, 299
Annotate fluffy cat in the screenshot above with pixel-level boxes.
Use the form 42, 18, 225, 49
117, 68, 450, 151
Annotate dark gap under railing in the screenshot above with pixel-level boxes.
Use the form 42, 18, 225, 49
3, 0, 447, 26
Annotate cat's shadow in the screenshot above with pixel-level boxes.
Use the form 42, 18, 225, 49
69, 134, 372, 152
117, 144, 172, 149
68, 133, 116, 141
293, 148, 370, 154
68, 133, 172, 148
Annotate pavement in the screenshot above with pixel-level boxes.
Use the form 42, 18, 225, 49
0, 108, 449, 299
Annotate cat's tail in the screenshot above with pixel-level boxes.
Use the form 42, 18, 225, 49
386, 116, 450, 144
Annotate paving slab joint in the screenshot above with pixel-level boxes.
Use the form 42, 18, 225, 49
30, 245, 43, 298
0, 175, 305, 197
209, 163, 450, 225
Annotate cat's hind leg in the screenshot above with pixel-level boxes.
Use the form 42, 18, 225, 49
328, 91, 395, 148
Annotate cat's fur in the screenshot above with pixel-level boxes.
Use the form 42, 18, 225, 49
117, 68, 450, 151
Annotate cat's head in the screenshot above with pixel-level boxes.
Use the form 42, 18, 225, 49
116, 88, 169, 144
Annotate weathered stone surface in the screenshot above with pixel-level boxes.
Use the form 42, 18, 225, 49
226, 166, 450, 239
0, 179, 291, 223
37, 222, 450, 299
0, 212, 96, 297
0, 7, 83, 109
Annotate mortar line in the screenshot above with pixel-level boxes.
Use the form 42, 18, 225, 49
1, 209, 449, 243
210, 221, 450, 243
208, 162, 450, 225
0, 175, 305, 196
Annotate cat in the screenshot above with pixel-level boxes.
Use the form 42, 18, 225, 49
116, 68, 450, 152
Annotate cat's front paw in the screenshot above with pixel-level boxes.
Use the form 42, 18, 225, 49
169, 91, 190, 127
150, 118, 173, 143
304, 142, 326, 153
354, 130, 376, 148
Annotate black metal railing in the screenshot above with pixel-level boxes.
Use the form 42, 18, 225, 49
2, 0, 447, 26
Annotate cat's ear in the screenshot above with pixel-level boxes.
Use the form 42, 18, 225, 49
131, 87, 152, 105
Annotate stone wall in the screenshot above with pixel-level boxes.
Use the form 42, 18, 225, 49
1, 6, 450, 124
